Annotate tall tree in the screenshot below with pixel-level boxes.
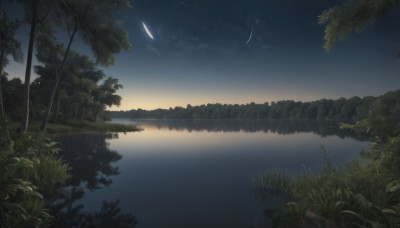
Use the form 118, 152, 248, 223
20, 0, 38, 133
34, 34, 65, 120
91, 76, 123, 121
35, 48, 123, 122
40, 0, 131, 132
61, 52, 104, 122
319, 0, 400, 52
19, 0, 55, 133
0, 11, 23, 117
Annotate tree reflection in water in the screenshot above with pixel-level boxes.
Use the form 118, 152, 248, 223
50, 133, 137, 228
128, 119, 369, 141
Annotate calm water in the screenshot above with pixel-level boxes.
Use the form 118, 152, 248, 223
52, 119, 369, 228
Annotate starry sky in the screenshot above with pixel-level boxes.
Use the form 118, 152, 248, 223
4, 0, 400, 110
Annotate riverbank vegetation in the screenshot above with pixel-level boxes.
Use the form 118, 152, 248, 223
253, 87, 400, 227
0, 0, 133, 226
0, 119, 69, 227
6, 120, 140, 135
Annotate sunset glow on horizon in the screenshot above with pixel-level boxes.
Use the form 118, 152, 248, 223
4, 0, 400, 112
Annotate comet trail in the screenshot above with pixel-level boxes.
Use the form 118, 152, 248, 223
142, 22, 154, 40
245, 25, 253, 45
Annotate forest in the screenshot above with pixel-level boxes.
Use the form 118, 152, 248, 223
0, 0, 131, 133
109, 89, 399, 121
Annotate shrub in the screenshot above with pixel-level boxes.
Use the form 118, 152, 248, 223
0, 118, 69, 228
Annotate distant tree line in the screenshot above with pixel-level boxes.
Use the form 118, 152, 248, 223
108, 89, 399, 121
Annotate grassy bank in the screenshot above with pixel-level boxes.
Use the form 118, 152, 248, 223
7, 121, 141, 134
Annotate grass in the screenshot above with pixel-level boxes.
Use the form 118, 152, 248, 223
7, 120, 142, 135
253, 149, 400, 227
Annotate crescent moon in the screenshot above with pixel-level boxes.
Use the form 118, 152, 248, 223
142, 22, 154, 40
245, 25, 253, 45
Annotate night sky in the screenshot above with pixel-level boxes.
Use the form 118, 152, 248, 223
5, 0, 400, 110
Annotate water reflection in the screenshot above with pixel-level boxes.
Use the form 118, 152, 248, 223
50, 120, 369, 228
114, 119, 369, 141
51, 133, 137, 228
51, 198, 137, 228
58, 133, 121, 189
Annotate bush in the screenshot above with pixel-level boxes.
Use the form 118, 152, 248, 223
0, 118, 69, 228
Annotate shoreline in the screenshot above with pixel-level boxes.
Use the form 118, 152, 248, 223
6, 121, 142, 135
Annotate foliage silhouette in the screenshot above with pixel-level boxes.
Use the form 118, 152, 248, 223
0, 10, 23, 117
50, 133, 137, 227
57, 133, 121, 189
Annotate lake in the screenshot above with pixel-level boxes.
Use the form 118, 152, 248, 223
51, 119, 369, 228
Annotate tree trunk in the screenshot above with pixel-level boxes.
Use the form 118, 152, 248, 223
73, 105, 77, 120
52, 92, 61, 124
0, 50, 5, 117
40, 78, 59, 130
80, 105, 87, 122
92, 106, 98, 121
20, 0, 39, 133
83, 107, 88, 121
93, 106, 102, 122
40, 27, 77, 132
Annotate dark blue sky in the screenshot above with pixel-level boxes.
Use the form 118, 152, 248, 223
5, 0, 400, 110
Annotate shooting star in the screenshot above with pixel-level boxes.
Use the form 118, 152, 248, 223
142, 22, 154, 40
245, 25, 253, 45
